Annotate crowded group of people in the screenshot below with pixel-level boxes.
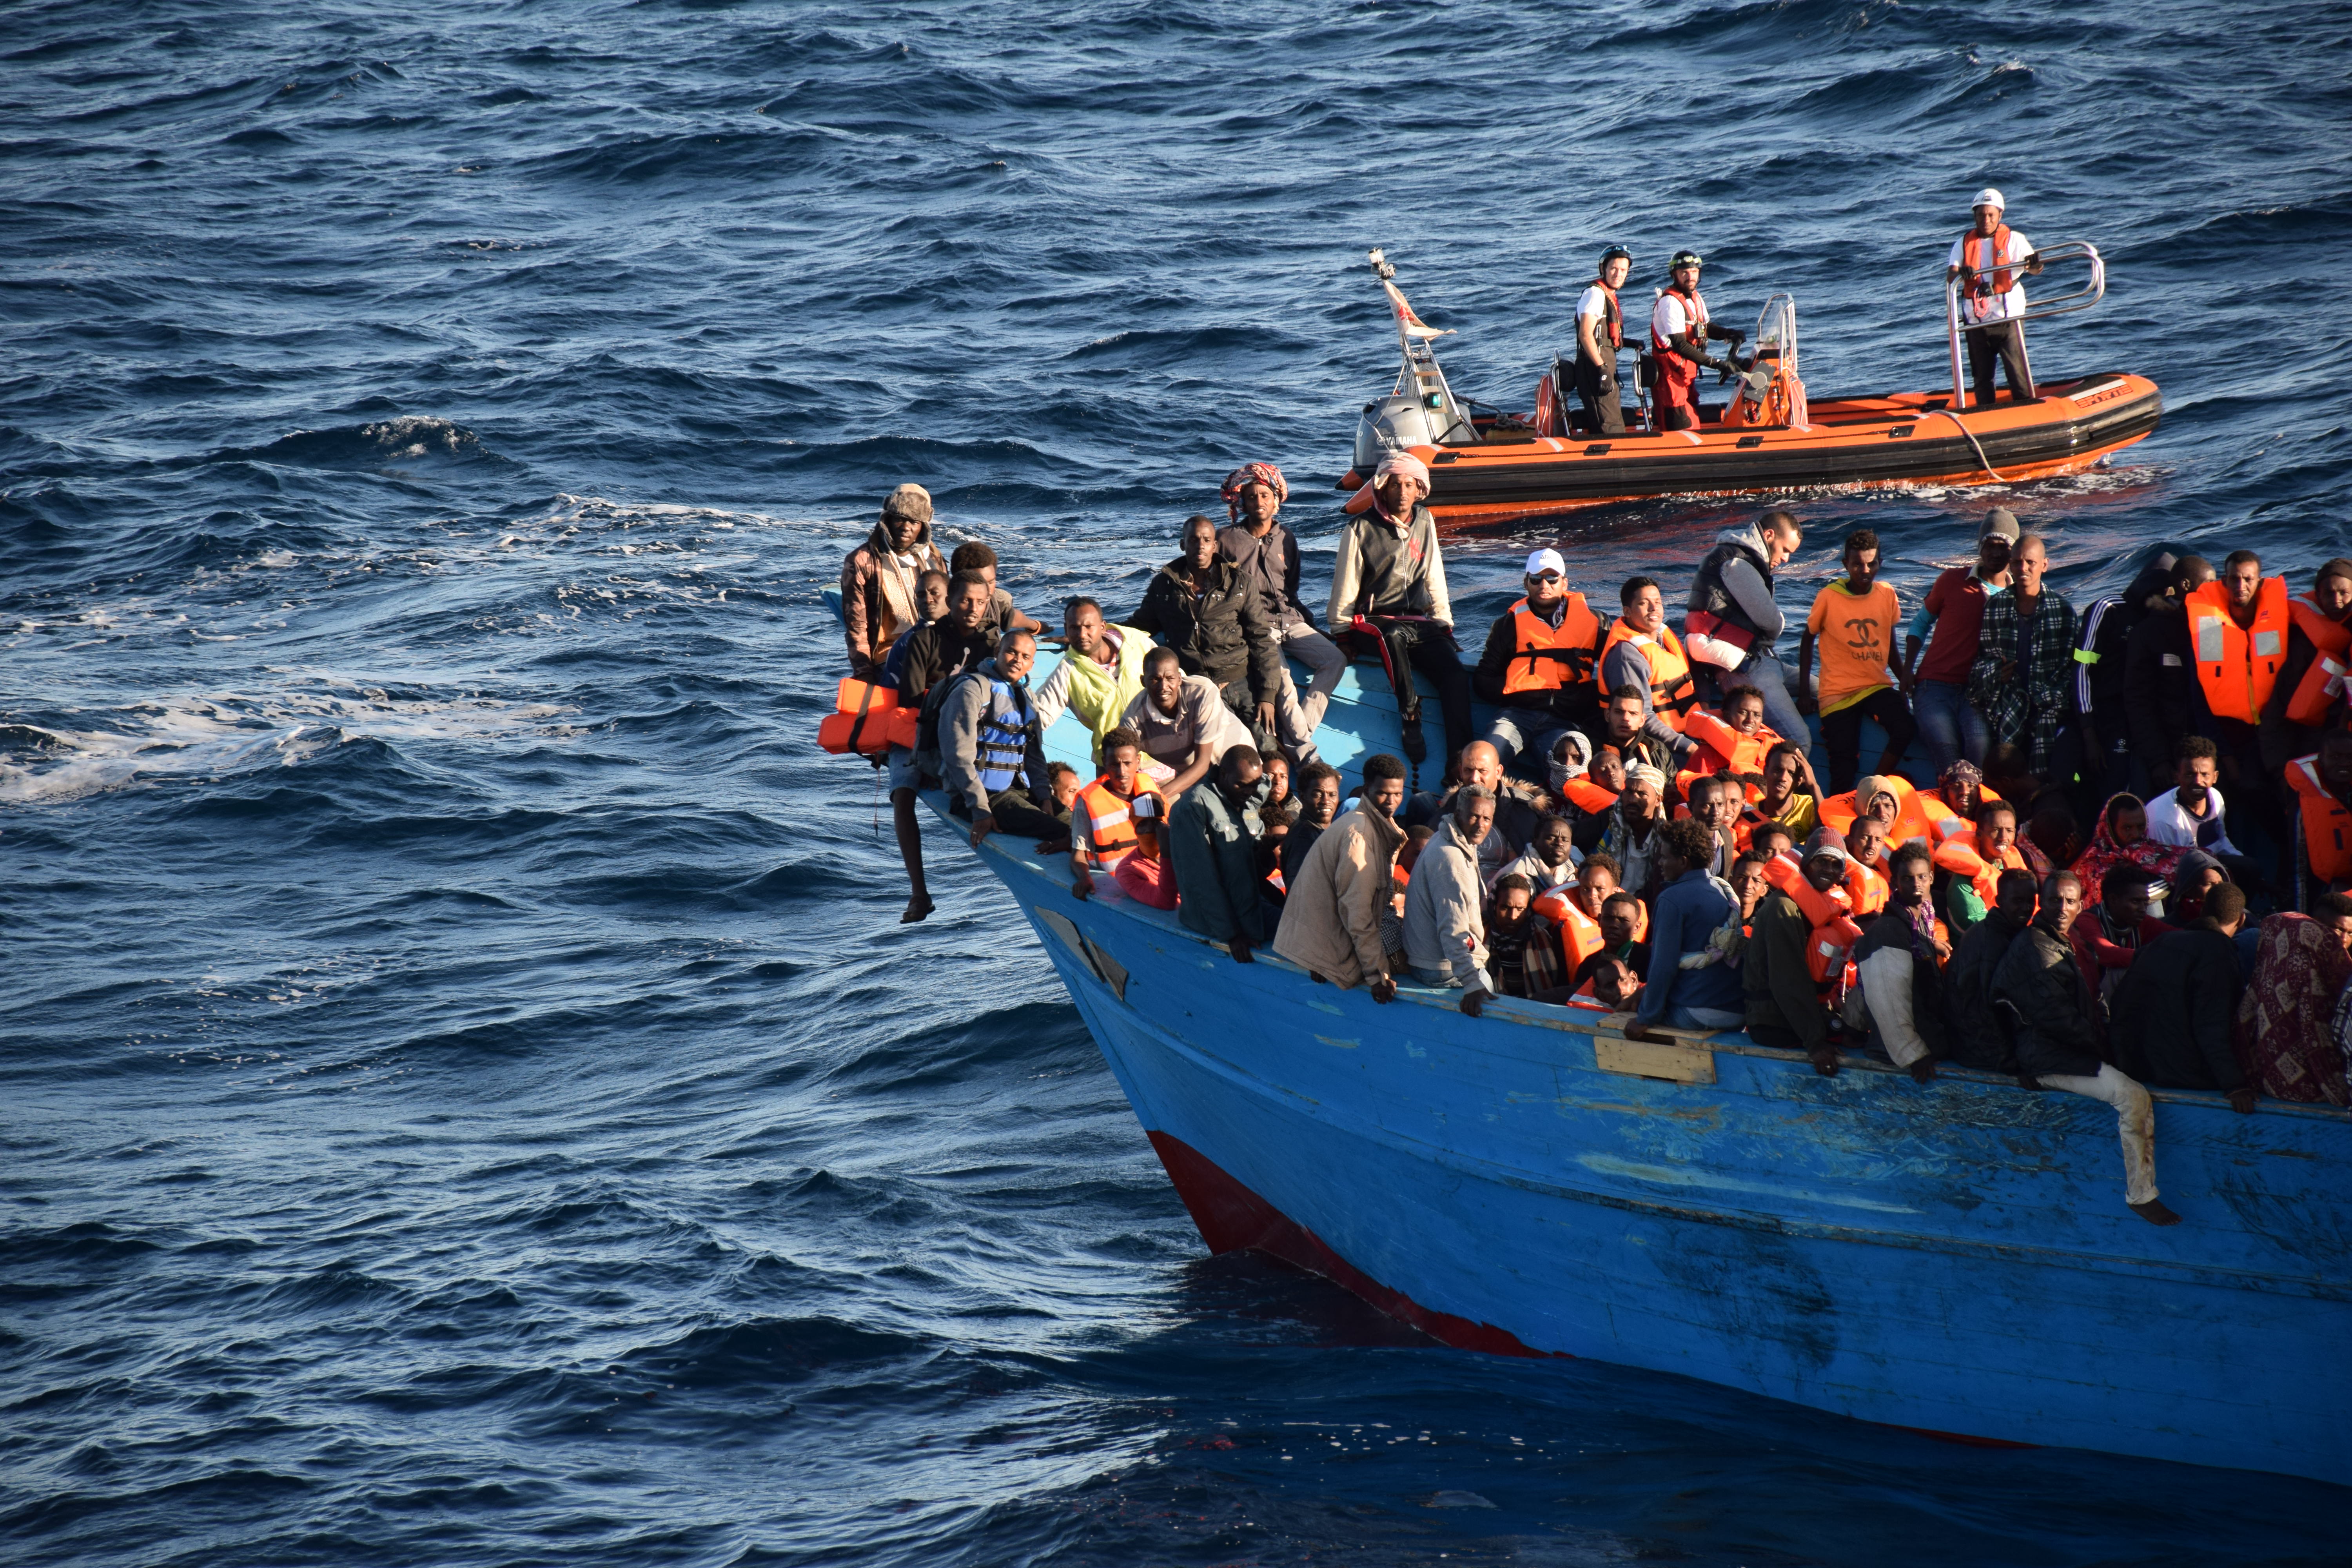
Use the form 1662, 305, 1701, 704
834, 456, 2352, 1223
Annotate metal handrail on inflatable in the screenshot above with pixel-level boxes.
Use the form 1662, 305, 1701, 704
1942, 239, 2105, 412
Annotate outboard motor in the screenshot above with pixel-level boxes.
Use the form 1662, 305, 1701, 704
1354, 392, 1444, 473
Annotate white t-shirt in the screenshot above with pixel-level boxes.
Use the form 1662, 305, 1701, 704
1650, 290, 1706, 347
1946, 227, 2033, 323
2144, 785, 2239, 857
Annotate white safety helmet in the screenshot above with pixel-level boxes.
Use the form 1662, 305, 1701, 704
1972, 187, 2005, 211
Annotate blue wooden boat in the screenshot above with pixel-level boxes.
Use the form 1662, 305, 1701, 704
908, 643, 2352, 1488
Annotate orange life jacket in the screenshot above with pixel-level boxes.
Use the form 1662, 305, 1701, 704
2285, 597, 2352, 726
2287, 754, 2352, 883
1651, 285, 1707, 355
1536, 887, 1605, 973
1559, 776, 1620, 815
1681, 708, 1779, 778
1079, 775, 1163, 866
818, 675, 920, 756
1501, 595, 1603, 697
1600, 619, 1699, 727
1960, 223, 2016, 318
1918, 784, 2004, 843
1844, 860, 1890, 917
2186, 576, 2291, 724
1820, 777, 1936, 848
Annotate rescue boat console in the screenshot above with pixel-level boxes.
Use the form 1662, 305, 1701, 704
1340, 248, 2162, 528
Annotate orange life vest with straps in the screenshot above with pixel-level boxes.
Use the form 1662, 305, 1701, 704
1078, 775, 1163, 866
2185, 576, 2291, 724
1600, 619, 1699, 727
818, 675, 921, 757
1960, 224, 2016, 318
1844, 859, 1890, 917
1933, 836, 2027, 910
1558, 776, 1619, 816
1681, 708, 1779, 778
2287, 755, 2352, 884
1764, 856, 1862, 984
1820, 777, 1938, 849
1651, 286, 1707, 355
1535, 887, 1605, 973
1501, 594, 1602, 697
2286, 596, 2352, 727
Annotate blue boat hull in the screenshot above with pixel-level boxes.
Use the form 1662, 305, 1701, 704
958, 830, 2352, 1487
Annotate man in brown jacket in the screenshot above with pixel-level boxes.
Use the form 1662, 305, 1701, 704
840, 483, 948, 677
1272, 753, 1410, 999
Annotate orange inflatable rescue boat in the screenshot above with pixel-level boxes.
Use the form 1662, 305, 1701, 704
1339, 248, 2161, 528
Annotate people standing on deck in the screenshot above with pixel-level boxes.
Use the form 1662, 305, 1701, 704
2073, 548, 2187, 804
891, 570, 1002, 923
1686, 510, 1807, 742
840, 483, 949, 678
2259, 558, 2352, 781
2186, 549, 2295, 871
1945, 188, 2044, 409
1900, 508, 2017, 770
1405, 786, 1499, 1015
1330, 452, 1475, 776
938, 629, 1067, 848
2123, 555, 2217, 795
1167, 746, 1271, 962
1032, 596, 1152, 770
1649, 249, 1745, 432
1129, 514, 1288, 758
1573, 246, 1633, 436
1218, 462, 1347, 753
1969, 533, 2076, 795
1274, 753, 1411, 999
2287, 731, 2352, 910
1599, 575, 1700, 759
1474, 548, 1606, 771
1798, 529, 1917, 793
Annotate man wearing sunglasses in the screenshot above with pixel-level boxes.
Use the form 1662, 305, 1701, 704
1474, 548, 1606, 773
1648, 249, 1746, 432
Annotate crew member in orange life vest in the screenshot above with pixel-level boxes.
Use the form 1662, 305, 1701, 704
1574, 246, 1633, 436
1649, 249, 1746, 432
1944, 188, 2045, 410
1473, 547, 1606, 771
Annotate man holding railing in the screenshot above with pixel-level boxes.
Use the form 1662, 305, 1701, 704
1945, 188, 2045, 410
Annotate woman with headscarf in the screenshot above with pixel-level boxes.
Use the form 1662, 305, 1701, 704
2069, 791, 2187, 911
2234, 913, 2352, 1105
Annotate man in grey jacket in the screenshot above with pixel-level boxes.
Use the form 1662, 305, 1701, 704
1328, 452, 1474, 775
1405, 785, 1496, 1016
939, 631, 1067, 848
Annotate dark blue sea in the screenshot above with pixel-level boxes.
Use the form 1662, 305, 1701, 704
5, 3, 2348, 1563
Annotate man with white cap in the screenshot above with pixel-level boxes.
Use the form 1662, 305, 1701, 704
1329, 452, 1474, 776
1945, 189, 2045, 410
1471, 546, 1606, 772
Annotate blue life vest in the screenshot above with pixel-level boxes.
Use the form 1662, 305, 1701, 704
975, 679, 1031, 793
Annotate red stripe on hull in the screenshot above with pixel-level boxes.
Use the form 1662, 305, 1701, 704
1145, 1129, 1558, 1360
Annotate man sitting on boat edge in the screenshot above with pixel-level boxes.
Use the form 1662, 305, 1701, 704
1273, 752, 1412, 1002
1404, 785, 1499, 1015
1473, 548, 1604, 773
1330, 452, 1475, 777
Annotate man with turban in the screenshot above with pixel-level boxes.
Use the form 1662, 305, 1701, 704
1327, 452, 1474, 781
1218, 461, 1348, 752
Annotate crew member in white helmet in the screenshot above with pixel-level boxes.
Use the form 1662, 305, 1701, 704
1944, 188, 2045, 410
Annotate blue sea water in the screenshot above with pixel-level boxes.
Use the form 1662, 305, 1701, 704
4, 2, 2348, 1562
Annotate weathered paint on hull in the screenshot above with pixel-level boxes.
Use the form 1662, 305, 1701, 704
975, 838, 2352, 1488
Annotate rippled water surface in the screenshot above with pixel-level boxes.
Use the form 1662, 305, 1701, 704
5, 2, 2348, 1563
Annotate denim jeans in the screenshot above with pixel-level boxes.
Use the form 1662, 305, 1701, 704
1483, 706, 1571, 773
1912, 679, 1990, 771
1666, 1003, 1746, 1031
1730, 651, 1808, 750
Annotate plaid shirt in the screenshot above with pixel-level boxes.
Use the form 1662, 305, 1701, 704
1969, 588, 2076, 775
